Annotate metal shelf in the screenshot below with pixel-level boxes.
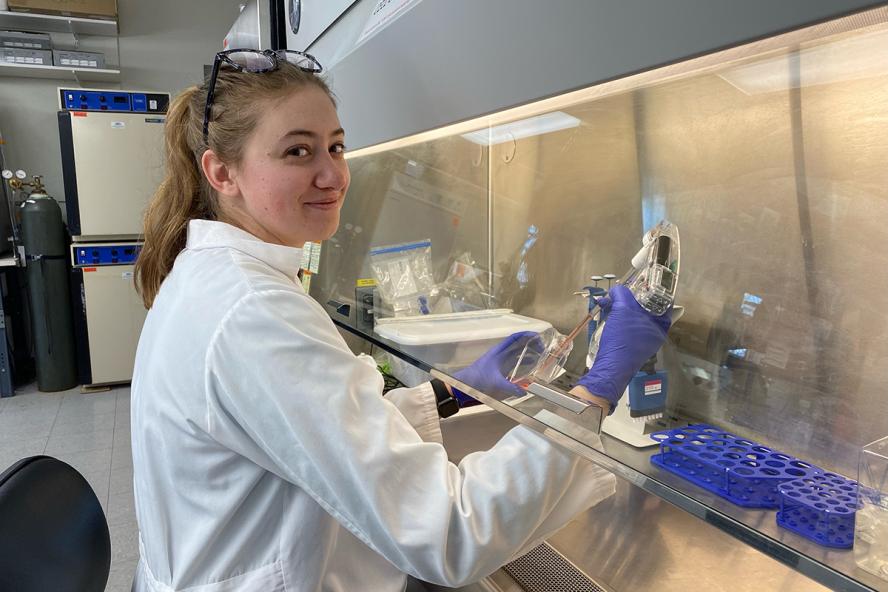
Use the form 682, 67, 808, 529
0, 10, 117, 35
329, 315, 887, 592
0, 61, 119, 82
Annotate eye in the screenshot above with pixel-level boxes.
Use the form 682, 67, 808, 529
331, 142, 347, 156
286, 145, 310, 157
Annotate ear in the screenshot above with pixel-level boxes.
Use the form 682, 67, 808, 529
200, 149, 239, 198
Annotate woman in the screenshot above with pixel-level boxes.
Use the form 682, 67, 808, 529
131, 49, 669, 592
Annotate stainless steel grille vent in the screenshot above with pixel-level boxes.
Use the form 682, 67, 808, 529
503, 543, 608, 592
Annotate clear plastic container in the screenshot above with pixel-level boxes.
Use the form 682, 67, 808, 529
855, 436, 888, 581
373, 311, 552, 371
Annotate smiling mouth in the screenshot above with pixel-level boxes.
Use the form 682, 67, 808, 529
304, 197, 341, 210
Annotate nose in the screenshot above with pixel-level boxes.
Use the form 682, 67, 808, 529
314, 154, 349, 192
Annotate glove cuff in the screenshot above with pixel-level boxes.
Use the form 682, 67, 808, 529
576, 373, 621, 407
451, 387, 481, 407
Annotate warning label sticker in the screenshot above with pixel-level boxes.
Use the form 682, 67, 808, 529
644, 380, 663, 396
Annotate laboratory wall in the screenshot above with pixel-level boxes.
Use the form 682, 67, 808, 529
0, 0, 243, 208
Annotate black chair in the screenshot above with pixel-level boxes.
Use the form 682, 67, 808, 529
0, 455, 111, 592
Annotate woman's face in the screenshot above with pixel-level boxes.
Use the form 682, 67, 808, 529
226, 85, 350, 247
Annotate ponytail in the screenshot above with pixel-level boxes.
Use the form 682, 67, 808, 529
135, 86, 214, 309
135, 61, 334, 309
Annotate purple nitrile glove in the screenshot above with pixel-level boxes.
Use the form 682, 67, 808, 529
452, 331, 544, 406
576, 285, 671, 411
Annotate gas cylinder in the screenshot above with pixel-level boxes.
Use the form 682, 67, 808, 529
20, 179, 77, 392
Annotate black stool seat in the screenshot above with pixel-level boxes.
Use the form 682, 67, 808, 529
0, 455, 111, 592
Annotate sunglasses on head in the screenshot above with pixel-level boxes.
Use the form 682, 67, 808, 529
203, 48, 323, 145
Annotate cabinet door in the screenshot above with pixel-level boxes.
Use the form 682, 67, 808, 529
82, 265, 147, 385
283, 0, 356, 51
69, 113, 165, 239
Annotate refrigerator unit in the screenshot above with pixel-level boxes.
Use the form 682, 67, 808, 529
57, 88, 169, 387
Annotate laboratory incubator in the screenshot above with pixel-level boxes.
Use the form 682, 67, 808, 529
58, 89, 167, 387
238, 1, 888, 590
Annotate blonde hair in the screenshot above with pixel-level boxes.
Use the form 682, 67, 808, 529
135, 60, 334, 308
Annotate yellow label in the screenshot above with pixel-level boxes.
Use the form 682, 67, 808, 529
356, 278, 377, 287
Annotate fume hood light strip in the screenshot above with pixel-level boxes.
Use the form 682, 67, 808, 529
650, 424, 822, 508
503, 542, 608, 592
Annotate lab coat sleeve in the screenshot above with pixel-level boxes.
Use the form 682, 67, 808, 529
353, 353, 443, 444
381, 382, 443, 445
205, 290, 616, 587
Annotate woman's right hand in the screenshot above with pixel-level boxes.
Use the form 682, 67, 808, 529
575, 285, 671, 411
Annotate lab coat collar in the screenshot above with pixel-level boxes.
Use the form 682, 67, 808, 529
186, 219, 304, 280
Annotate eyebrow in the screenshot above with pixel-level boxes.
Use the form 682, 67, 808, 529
280, 128, 345, 140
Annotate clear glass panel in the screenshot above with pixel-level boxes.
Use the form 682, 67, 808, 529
489, 22, 888, 472
314, 9, 888, 590
857, 436, 888, 581
311, 135, 490, 335
633, 34, 888, 476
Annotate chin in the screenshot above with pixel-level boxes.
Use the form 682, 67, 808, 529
321, 224, 339, 241
293, 220, 340, 246
319, 215, 341, 240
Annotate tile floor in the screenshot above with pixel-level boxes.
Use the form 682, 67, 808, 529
0, 382, 137, 592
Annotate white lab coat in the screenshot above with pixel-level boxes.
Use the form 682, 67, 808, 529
131, 220, 616, 592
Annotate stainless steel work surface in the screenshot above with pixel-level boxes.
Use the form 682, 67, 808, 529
545, 479, 829, 592
433, 408, 830, 592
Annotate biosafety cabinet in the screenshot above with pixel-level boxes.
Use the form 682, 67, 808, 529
265, 2, 888, 591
